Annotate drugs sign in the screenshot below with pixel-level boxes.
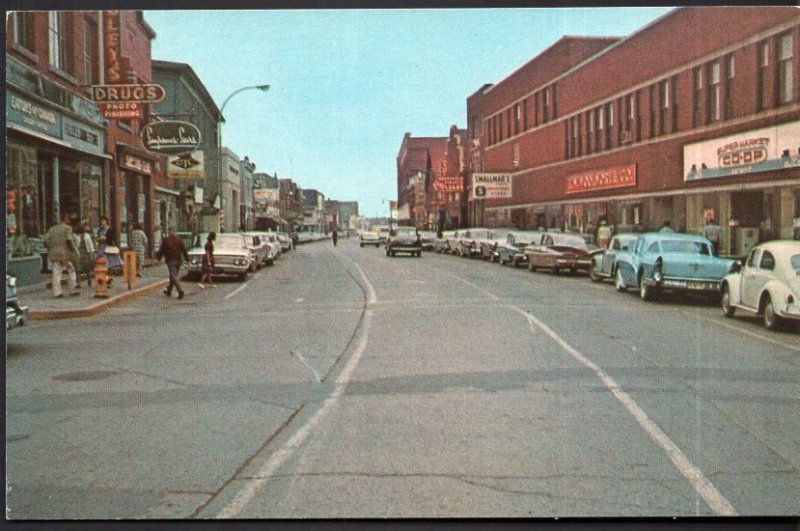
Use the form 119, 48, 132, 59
471, 173, 512, 199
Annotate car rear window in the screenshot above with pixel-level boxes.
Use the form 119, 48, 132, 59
660, 240, 710, 255
791, 254, 800, 271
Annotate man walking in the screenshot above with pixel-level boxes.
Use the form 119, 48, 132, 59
703, 218, 722, 255
44, 213, 80, 298
129, 222, 148, 277
156, 227, 190, 299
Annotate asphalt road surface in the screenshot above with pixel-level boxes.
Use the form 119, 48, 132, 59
6, 238, 799, 518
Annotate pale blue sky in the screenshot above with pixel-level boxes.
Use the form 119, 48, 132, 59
144, 8, 673, 217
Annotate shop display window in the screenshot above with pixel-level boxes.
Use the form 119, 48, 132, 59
7, 144, 41, 256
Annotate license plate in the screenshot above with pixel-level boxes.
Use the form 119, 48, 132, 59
688, 281, 705, 290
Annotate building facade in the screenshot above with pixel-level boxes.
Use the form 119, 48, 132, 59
253, 172, 280, 230
239, 156, 256, 231
279, 178, 303, 231
396, 133, 449, 228
151, 60, 223, 233
301, 189, 325, 233
467, 7, 800, 256
220, 147, 241, 232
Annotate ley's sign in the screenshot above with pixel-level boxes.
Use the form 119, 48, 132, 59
140, 121, 202, 155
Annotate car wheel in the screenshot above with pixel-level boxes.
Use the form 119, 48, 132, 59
360, 243, 364, 247
720, 285, 735, 318
638, 273, 656, 301
589, 262, 602, 282
386, 249, 390, 256
763, 295, 783, 331
615, 268, 627, 292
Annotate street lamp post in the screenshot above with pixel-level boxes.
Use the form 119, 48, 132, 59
217, 84, 270, 232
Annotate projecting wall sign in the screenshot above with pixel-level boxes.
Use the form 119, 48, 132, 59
140, 120, 202, 155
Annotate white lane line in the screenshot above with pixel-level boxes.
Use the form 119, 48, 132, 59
290, 350, 321, 383
225, 274, 258, 300
215, 263, 377, 519
435, 265, 737, 516
353, 261, 377, 305
689, 312, 800, 353
511, 306, 737, 516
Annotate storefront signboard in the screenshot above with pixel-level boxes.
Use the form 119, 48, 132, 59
684, 121, 800, 181
99, 102, 141, 120
168, 150, 205, 179
471, 173, 513, 199
565, 164, 637, 194
62, 116, 105, 157
7, 91, 62, 139
121, 154, 153, 175
254, 188, 280, 217
140, 120, 202, 155
91, 84, 166, 104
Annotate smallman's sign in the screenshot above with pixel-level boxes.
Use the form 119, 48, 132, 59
471, 173, 512, 199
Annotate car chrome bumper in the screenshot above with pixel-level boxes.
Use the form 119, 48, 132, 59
648, 277, 721, 292
6, 304, 28, 330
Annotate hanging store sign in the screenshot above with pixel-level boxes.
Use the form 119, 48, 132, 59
91, 84, 165, 104
168, 150, 205, 179
140, 121, 202, 155
99, 102, 141, 120
471, 173, 512, 199
121, 154, 153, 175
103, 11, 123, 84
684, 121, 800, 181
565, 164, 637, 194
434, 176, 464, 193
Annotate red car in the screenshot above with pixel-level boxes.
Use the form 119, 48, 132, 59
524, 232, 592, 274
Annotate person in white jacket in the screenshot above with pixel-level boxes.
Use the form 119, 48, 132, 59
74, 222, 96, 287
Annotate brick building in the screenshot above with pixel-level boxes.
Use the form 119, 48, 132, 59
6, 10, 166, 284
396, 133, 449, 228
467, 7, 800, 256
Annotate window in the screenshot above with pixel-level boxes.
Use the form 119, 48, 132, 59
586, 111, 593, 154
12, 11, 35, 52
709, 61, 721, 123
507, 108, 512, 138
693, 67, 704, 127
778, 33, 794, 104
649, 84, 656, 138
471, 115, 481, 139
747, 249, 761, 268
83, 19, 99, 86
48, 11, 70, 73
514, 103, 521, 135
758, 41, 770, 111
513, 143, 520, 168
760, 250, 776, 270
596, 107, 604, 150
660, 80, 670, 134
671, 78, 678, 133
606, 103, 613, 147
522, 99, 528, 131
725, 55, 735, 119
543, 87, 551, 123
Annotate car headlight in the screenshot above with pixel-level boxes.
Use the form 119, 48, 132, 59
191, 256, 201, 264
653, 258, 663, 282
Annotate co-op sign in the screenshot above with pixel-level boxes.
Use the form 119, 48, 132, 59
471, 173, 513, 199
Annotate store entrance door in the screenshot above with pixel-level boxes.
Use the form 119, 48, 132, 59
731, 191, 763, 226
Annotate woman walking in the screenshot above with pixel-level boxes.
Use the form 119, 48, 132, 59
129, 222, 148, 277
75, 222, 95, 287
198, 231, 216, 289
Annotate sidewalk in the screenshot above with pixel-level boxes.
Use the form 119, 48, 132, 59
24, 263, 169, 320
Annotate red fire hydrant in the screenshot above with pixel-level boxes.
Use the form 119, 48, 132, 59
94, 256, 112, 298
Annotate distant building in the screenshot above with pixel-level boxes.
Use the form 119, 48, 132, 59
239, 156, 256, 231
253, 172, 280, 230
221, 147, 241, 232
301, 189, 325, 232
396, 133, 449, 229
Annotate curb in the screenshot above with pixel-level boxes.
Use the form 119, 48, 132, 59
28, 279, 170, 320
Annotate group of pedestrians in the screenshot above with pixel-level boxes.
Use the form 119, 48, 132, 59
44, 215, 150, 299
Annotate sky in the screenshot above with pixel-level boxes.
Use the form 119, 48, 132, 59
144, 8, 673, 218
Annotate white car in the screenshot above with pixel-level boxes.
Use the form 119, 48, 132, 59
360, 231, 381, 247
720, 240, 800, 330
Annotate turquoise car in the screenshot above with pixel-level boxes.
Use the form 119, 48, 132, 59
613, 232, 736, 301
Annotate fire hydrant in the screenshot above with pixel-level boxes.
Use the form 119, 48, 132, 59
94, 256, 112, 298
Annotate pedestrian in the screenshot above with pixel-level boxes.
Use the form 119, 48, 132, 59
129, 222, 148, 277
155, 226, 190, 299
44, 213, 80, 298
659, 220, 675, 233
198, 231, 216, 289
290, 230, 298, 249
96, 215, 115, 252
596, 220, 612, 249
75, 222, 95, 287
332, 229, 338, 246
702, 218, 721, 255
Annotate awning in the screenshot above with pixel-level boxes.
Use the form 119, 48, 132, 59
9, 123, 113, 159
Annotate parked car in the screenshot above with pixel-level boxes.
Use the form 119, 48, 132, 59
386, 226, 422, 257
445, 230, 463, 255
6, 275, 28, 331
588, 233, 638, 282
256, 232, 282, 260
496, 230, 545, 266
241, 232, 269, 269
360, 231, 382, 247
478, 229, 511, 261
187, 232, 253, 281
276, 233, 293, 252
613, 232, 736, 301
524, 232, 592, 274
434, 231, 454, 253
377, 226, 391, 245
419, 231, 437, 251
720, 240, 800, 330
457, 228, 492, 258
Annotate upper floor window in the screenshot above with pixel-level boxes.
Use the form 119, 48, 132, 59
471, 115, 481, 139
543, 87, 551, 123
693, 67, 704, 127
708, 61, 721, 123
522, 98, 528, 130
83, 19, 100, 86
778, 33, 794, 104
725, 55, 735, 119
514, 103, 521, 135
48, 11, 70, 73
12, 11, 35, 51
758, 41, 770, 111
660, 79, 670, 134
606, 102, 614, 148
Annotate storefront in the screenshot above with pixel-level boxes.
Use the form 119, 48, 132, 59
6, 58, 108, 285
113, 146, 157, 251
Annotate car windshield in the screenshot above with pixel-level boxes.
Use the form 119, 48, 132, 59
791, 254, 800, 271
392, 228, 417, 236
659, 240, 710, 255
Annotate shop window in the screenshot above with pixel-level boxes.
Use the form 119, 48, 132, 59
12, 11, 36, 53
80, 162, 103, 229
7, 145, 41, 255
708, 61, 721, 123
778, 33, 794, 104
48, 11, 71, 74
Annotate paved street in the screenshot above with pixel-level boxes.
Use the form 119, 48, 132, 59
6, 238, 799, 518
